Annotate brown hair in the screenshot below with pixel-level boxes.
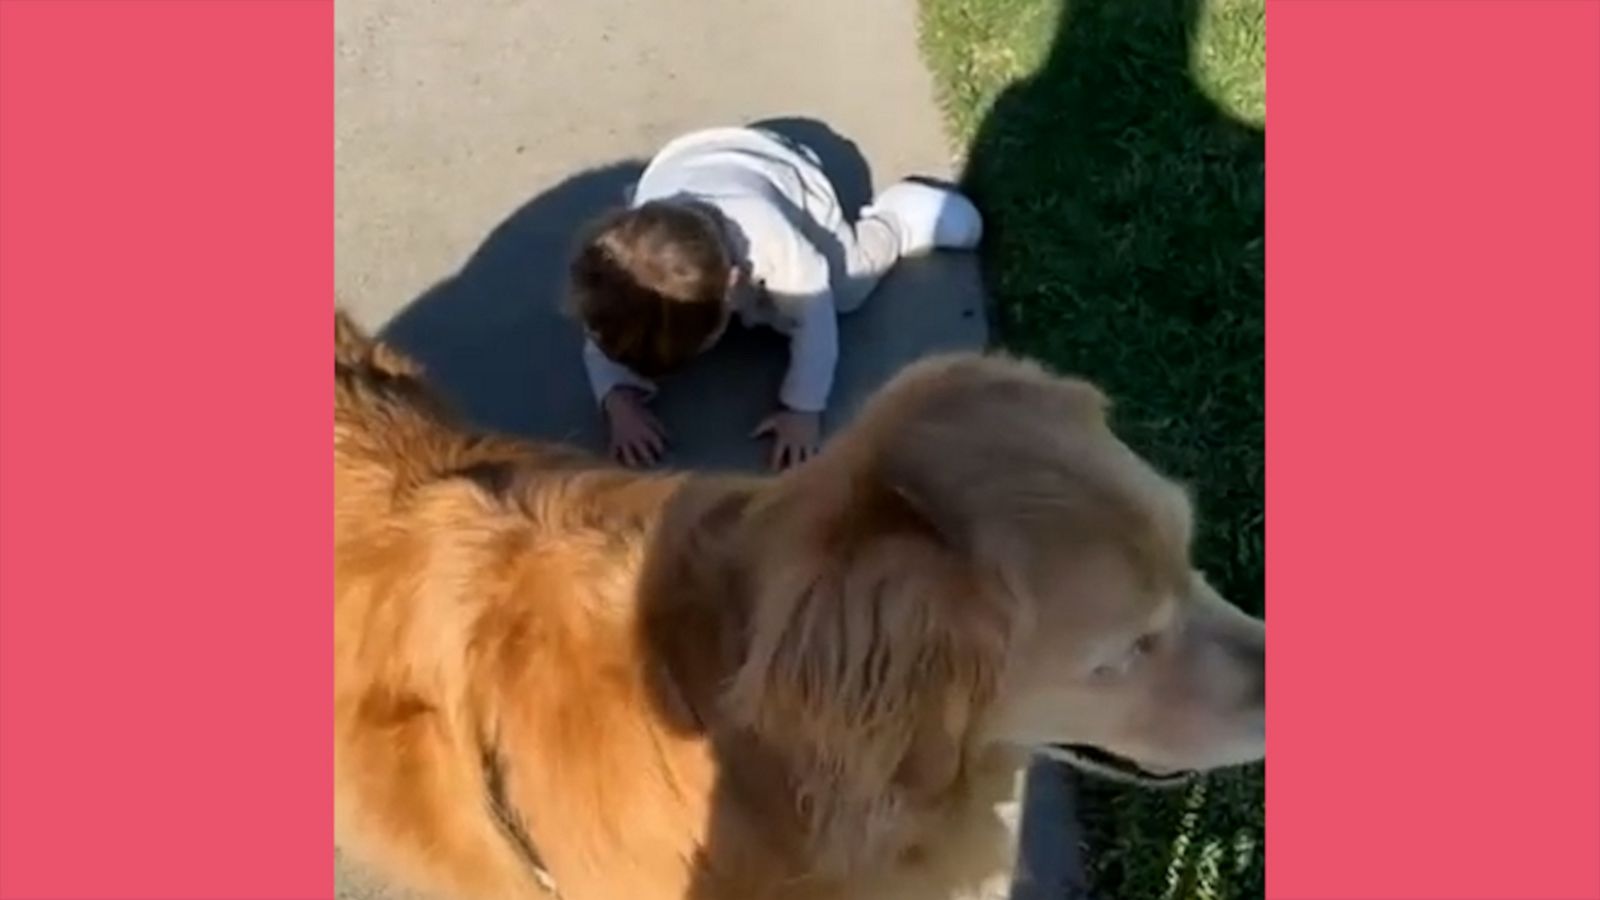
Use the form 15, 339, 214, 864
568, 201, 732, 378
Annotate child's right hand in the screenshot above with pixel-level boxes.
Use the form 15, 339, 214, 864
603, 387, 668, 468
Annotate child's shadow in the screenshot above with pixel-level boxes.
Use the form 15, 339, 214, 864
382, 118, 986, 471
382, 160, 645, 451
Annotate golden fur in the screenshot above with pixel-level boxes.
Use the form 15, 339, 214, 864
334, 310, 1265, 900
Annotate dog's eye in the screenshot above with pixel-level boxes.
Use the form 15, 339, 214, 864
1092, 634, 1161, 682
1089, 663, 1120, 681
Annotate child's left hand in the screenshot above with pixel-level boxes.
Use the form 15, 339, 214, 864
751, 409, 821, 471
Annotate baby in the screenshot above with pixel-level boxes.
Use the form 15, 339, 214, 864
569, 125, 982, 470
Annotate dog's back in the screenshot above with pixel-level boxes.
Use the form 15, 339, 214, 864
335, 311, 573, 900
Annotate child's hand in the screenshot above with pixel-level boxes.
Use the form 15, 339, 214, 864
752, 409, 821, 471
604, 388, 668, 467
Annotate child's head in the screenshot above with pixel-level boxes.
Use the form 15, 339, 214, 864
569, 201, 735, 378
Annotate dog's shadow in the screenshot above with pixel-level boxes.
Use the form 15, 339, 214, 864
381, 117, 986, 472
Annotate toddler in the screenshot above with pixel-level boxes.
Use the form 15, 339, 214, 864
569, 125, 982, 469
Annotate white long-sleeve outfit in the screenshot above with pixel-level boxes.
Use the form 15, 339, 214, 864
581, 127, 904, 413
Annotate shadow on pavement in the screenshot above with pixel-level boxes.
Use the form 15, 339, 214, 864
382, 160, 644, 447
381, 118, 986, 472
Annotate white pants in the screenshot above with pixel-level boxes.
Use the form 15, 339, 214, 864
756, 128, 906, 314
829, 212, 904, 313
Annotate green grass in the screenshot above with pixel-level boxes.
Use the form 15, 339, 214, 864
918, 0, 1265, 897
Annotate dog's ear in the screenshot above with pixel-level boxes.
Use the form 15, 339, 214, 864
726, 476, 1010, 875
844, 353, 1112, 552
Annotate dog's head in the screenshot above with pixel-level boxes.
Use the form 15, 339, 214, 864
726, 354, 1262, 863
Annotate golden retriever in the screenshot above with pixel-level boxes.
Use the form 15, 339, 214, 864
334, 310, 1264, 900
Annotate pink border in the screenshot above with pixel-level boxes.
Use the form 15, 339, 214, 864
1268, 1, 1600, 898
0, 0, 1596, 898
0, 1, 332, 898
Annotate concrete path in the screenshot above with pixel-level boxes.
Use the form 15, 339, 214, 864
337, 0, 987, 465
335, 1, 1077, 897
337, 0, 958, 324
